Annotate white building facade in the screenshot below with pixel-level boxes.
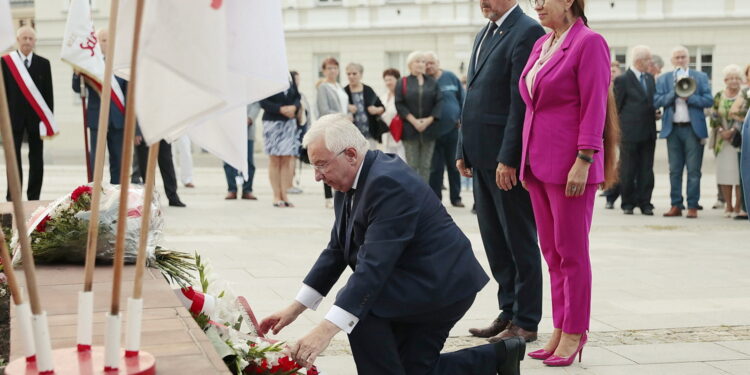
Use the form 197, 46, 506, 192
10, 0, 750, 154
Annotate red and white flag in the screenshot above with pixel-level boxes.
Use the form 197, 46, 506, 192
0, 0, 13, 52
61, 0, 125, 112
114, 0, 290, 176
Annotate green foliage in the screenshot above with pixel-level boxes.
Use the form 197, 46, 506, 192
151, 247, 196, 288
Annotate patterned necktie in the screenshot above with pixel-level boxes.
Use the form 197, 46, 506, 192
24, 58, 29, 69
639, 73, 647, 92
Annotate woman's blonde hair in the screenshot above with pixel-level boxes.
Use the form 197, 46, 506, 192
405, 51, 425, 73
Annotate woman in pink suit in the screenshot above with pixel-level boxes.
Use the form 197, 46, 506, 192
519, 0, 619, 367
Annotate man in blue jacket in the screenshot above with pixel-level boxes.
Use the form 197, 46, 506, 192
260, 114, 525, 375
654, 46, 713, 218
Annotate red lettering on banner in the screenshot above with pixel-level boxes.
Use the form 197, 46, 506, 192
211, 0, 222, 10
79, 31, 98, 57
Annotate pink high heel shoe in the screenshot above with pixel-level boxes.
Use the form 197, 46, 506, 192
543, 333, 587, 367
527, 348, 553, 360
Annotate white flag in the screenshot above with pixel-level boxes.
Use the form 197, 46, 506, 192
114, 0, 290, 176
60, 0, 104, 79
0, 0, 13, 51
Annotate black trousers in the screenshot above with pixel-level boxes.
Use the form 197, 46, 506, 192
619, 139, 656, 210
90, 127, 124, 185
134, 140, 179, 203
348, 296, 499, 375
6, 118, 43, 201
473, 168, 542, 331
429, 128, 461, 204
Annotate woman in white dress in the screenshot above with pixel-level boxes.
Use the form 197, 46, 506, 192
709, 65, 744, 217
379, 68, 406, 161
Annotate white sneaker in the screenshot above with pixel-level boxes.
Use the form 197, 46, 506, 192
712, 200, 725, 209
325, 198, 333, 209
287, 186, 304, 194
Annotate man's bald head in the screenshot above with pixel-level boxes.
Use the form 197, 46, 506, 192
16, 26, 36, 55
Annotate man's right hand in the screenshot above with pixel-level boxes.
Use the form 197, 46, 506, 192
456, 159, 472, 178
259, 301, 306, 336
134, 135, 143, 145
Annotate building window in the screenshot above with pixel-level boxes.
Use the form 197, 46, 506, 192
316, 0, 342, 5
687, 46, 713, 80
610, 47, 626, 72
314, 53, 341, 81
386, 51, 411, 78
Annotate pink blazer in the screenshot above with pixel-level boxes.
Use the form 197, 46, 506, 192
519, 18, 611, 185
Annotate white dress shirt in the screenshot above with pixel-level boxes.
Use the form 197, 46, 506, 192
18, 50, 33, 68
295, 157, 366, 333
673, 68, 691, 123
474, 4, 519, 67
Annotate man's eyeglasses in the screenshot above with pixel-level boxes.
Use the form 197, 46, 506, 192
529, 0, 545, 7
312, 150, 346, 172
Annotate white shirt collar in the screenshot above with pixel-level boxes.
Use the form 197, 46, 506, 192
18, 50, 33, 61
351, 155, 365, 191
630, 66, 644, 78
493, 3, 518, 29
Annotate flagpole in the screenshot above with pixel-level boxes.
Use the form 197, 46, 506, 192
125, 141, 159, 358
78, 0, 120, 354
0, 56, 54, 374
105, 0, 144, 370
0, 229, 35, 362
78, 75, 92, 183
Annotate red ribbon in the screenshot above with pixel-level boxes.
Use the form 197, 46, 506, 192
181, 287, 206, 315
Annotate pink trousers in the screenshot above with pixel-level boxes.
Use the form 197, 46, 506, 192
524, 171, 596, 334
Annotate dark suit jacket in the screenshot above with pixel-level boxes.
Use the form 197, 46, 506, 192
260, 76, 301, 122
1, 52, 54, 128
457, 7, 545, 170
303, 151, 489, 319
395, 74, 443, 140
344, 84, 385, 138
72, 74, 127, 131
614, 69, 656, 143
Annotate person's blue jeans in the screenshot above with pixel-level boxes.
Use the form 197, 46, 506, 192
666, 126, 704, 209
223, 140, 255, 193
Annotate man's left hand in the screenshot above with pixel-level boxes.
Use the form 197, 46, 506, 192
289, 320, 340, 368
496, 163, 517, 191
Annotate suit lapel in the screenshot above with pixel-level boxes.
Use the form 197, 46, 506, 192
531, 18, 585, 105
343, 151, 377, 264
626, 69, 648, 98
469, 6, 523, 86
467, 23, 488, 81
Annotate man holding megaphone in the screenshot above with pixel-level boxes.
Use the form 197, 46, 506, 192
654, 46, 713, 218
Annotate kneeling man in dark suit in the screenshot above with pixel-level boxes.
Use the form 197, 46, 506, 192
260, 113, 526, 375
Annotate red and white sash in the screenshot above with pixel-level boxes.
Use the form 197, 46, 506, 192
80, 73, 126, 113
2, 52, 58, 137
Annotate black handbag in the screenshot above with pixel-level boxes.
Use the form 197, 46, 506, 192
369, 117, 390, 144
730, 128, 742, 148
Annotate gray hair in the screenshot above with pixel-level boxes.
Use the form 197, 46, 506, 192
652, 55, 664, 69
671, 45, 689, 58
423, 51, 439, 63
346, 62, 364, 74
723, 64, 744, 81
405, 51, 424, 70
16, 26, 35, 38
629, 45, 651, 63
302, 114, 369, 156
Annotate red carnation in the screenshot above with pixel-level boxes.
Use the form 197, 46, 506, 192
71, 185, 93, 202
35, 215, 51, 233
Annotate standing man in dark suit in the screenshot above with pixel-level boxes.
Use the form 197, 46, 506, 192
614, 45, 657, 215
457, 0, 544, 343
2, 26, 53, 201
72, 28, 125, 185
261, 114, 526, 375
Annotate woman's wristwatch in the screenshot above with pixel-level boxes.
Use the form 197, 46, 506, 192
577, 152, 594, 164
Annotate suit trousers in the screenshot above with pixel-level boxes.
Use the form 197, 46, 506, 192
619, 139, 656, 210
403, 136, 435, 182
7, 118, 44, 201
429, 128, 462, 204
90, 127, 124, 185
525, 171, 596, 334
473, 168, 542, 331
347, 295, 500, 375
223, 140, 255, 193
134, 140, 179, 203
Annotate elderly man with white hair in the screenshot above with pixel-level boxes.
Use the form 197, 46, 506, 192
613, 45, 657, 215
260, 113, 526, 375
654, 45, 714, 218
2, 26, 54, 201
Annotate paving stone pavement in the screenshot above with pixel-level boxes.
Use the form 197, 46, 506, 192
3, 141, 749, 375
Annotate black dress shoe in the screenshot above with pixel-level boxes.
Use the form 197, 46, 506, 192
451, 200, 465, 208
641, 206, 654, 216
605, 202, 614, 209
169, 200, 186, 207
623, 208, 634, 215
495, 336, 525, 375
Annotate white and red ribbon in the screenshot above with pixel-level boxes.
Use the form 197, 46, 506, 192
81, 73, 126, 113
2, 53, 58, 137
176, 287, 216, 317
